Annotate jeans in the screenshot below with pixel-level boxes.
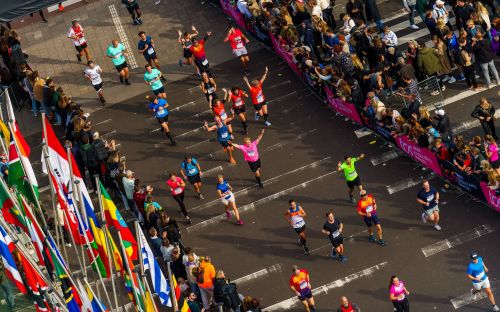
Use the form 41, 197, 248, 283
0, 280, 14, 309
199, 286, 214, 310
408, 5, 416, 25
31, 98, 39, 116
480, 60, 500, 85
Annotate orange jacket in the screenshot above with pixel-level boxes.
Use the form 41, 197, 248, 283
198, 260, 216, 289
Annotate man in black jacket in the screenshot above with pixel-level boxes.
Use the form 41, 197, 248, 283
433, 109, 452, 141
471, 32, 500, 88
454, 0, 475, 31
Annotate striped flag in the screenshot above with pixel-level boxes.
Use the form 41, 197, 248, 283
85, 200, 111, 277
0, 119, 10, 148
0, 224, 26, 294
137, 226, 171, 306
171, 273, 191, 312
20, 252, 52, 312
18, 195, 45, 266
76, 278, 108, 312
48, 245, 80, 312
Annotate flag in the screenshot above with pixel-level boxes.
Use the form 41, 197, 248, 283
0, 224, 26, 294
8, 121, 38, 203
106, 228, 123, 274
19, 195, 45, 266
20, 252, 52, 312
76, 279, 109, 312
100, 181, 137, 260
0, 179, 20, 227
171, 273, 191, 312
137, 227, 171, 306
0, 119, 10, 148
48, 245, 80, 312
119, 235, 145, 311
86, 281, 109, 312
137, 275, 156, 312
85, 199, 110, 278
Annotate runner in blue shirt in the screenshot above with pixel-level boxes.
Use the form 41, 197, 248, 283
180, 156, 204, 199
138, 31, 164, 73
148, 95, 176, 145
144, 64, 166, 99
216, 174, 242, 225
467, 253, 499, 311
106, 39, 130, 85
204, 116, 236, 164
416, 180, 441, 231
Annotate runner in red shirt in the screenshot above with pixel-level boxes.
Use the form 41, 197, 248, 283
223, 87, 249, 134
209, 95, 233, 137
289, 266, 316, 312
243, 67, 271, 126
224, 27, 250, 72
189, 32, 212, 75
166, 172, 191, 224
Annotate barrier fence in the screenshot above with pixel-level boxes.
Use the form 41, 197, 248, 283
216, 1, 500, 213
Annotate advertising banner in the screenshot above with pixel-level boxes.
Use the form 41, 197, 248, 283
395, 136, 443, 177
480, 182, 500, 213
268, 33, 301, 77
323, 86, 363, 126
220, 0, 247, 31
438, 160, 486, 201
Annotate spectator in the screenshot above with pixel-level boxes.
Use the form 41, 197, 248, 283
485, 135, 500, 174
80, 134, 99, 191
170, 247, 187, 280
458, 37, 483, 91
432, 35, 455, 83
187, 292, 202, 312
417, 41, 443, 91
0, 154, 8, 181
471, 147, 486, 175
148, 227, 162, 259
346, 0, 365, 22
122, 170, 135, 210
471, 31, 500, 88
337, 296, 361, 312
183, 251, 200, 295
471, 97, 497, 140
196, 256, 216, 310
433, 109, 451, 141
160, 238, 174, 263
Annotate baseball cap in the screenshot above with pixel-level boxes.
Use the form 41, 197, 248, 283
435, 109, 445, 116
360, 190, 367, 196
435, 0, 445, 5
470, 253, 478, 260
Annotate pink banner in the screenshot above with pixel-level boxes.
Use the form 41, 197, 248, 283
323, 86, 363, 126
220, 0, 247, 30
480, 182, 500, 213
268, 33, 301, 77
395, 136, 443, 177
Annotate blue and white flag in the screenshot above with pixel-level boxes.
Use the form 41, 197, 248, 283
0, 224, 26, 294
137, 228, 171, 306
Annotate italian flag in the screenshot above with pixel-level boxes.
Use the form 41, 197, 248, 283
8, 121, 39, 204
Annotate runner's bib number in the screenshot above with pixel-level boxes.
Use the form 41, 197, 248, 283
331, 230, 340, 238
247, 150, 255, 157
476, 271, 485, 279
202, 59, 209, 66
234, 98, 243, 107
78, 38, 86, 45
174, 187, 183, 195
220, 112, 227, 120
147, 47, 155, 55
299, 281, 308, 290
291, 215, 305, 228
188, 168, 196, 175
221, 132, 228, 139
114, 52, 122, 59
236, 40, 243, 49
256, 92, 264, 103
366, 205, 373, 213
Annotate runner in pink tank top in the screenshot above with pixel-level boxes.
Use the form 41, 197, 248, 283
230, 129, 265, 187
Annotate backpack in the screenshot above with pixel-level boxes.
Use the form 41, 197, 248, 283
81, 144, 98, 168
196, 267, 205, 284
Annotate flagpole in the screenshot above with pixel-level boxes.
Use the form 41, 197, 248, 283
135, 221, 160, 312
118, 231, 145, 312
166, 261, 179, 312
74, 180, 113, 308
83, 277, 108, 312
8, 118, 48, 230
95, 175, 120, 312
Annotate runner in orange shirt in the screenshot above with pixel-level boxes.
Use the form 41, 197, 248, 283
289, 265, 316, 311
357, 190, 385, 245
243, 67, 270, 126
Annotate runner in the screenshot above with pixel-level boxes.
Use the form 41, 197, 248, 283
289, 265, 316, 312
389, 275, 410, 312
147, 95, 176, 146
243, 67, 270, 126
216, 175, 243, 225
201, 72, 217, 104
337, 296, 361, 312
416, 180, 442, 231
223, 87, 249, 134
204, 117, 236, 164
209, 95, 233, 137
224, 27, 250, 72
284, 200, 309, 254
180, 156, 204, 199
144, 64, 166, 99
177, 26, 199, 70
122, 0, 143, 25
337, 154, 365, 204
321, 211, 346, 262
230, 129, 265, 187
166, 172, 191, 224
357, 190, 385, 245
67, 20, 91, 63
106, 39, 130, 85
189, 32, 212, 75
83, 60, 105, 105
467, 253, 499, 311
138, 31, 164, 73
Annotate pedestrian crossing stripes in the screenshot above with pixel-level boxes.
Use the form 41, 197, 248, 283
450, 285, 500, 309
233, 263, 282, 285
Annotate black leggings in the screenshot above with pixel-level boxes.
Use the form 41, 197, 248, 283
172, 192, 188, 217
392, 298, 410, 312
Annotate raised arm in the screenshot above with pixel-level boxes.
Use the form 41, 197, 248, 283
190, 25, 199, 38
203, 120, 217, 132
177, 30, 183, 43
222, 88, 229, 102
358, 153, 365, 161
255, 129, 265, 144
243, 76, 251, 89
260, 66, 269, 84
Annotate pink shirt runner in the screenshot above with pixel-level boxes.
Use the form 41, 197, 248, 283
166, 177, 185, 195
236, 140, 260, 162
389, 281, 406, 302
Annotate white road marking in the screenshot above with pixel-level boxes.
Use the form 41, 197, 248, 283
170, 98, 205, 112
233, 264, 282, 285
381, 9, 408, 24
101, 130, 117, 139
386, 172, 435, 194
267, 80, 292, 90
452, 109, 500, 135
450, 287, 500, 309
94, 118, 112, 127
109, 4, 138, 69
302, 229, 368, 255
203, 165, 223, 176
190, 157, 331, 212
266, 129, 317, 151
388, 15, 424, 34
185, 139, 211, 150
421, 224, 497, 257
175, 122, 214, 139
263, 262, 389, 311
371, 150, 404, 166
186, 170, 338, 232
398, 17, 455, 46
354, 128, 372, 139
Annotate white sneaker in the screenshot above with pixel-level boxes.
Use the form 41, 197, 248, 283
65, 243, 72, 247
441, 85, 446, 91
421, 212, 427, 223
434, 224, 442, 231
410, 24, 419, 30
471, 289, 478, 301
264, 121, 271, 126
441, 76, 450, 82
154, 0, 161, 4
430, 90, 440, 96
492, 304, 499, 311
255, 112, 260, 121
448, 76, 456, 83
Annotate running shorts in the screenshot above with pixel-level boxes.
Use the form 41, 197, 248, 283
145, 52, 158, 61
126, 3, 140, 14
187, 173, 201, 185
75, 42, 88, 52
472, 277, 491, 290
232, 46, 248, 57
363, 213, 380, 227
247, 159, 261, 172
115, 61, 128, 72
221, 192, 235, 205
346, 176, 361, 189
330, 235, 344, 248
183, 48, 193, 58
298, 289, 313, 301
219, 140, 230, 149
233, 106, 246, 115
153, 86, 165, 95
294, 224, 306, 234
253, 101, 266, 111
92, 83, 103, 92
156, 115, 169, 124
424, 206, 439, 217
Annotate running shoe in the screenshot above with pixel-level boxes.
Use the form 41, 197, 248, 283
410, 24, 419, 29
226, 210, 231, 218
133, 19, 139, 25
377, 239, 386, 246
430, 90, 439, 96
198, 193, 205, 200
178, 59, 183, 67
255, 113, 260, 121
264, 121, 271, 126
368, 235, 376, 242
304, 246, 310, 255
237, 220, 244, 225
434, 224, 442, 231
350, 196, 356, 204
76, 54, 82, 62
331, 249, 337, 259
125, 80, 131, 85
338, 255, 347, 262
441, 75, 450, 82
421, 212, 427, 223
137, 18, 143, 25
471, 289, 478, 301
448, 76, 456, 83
186, 217, 192, 224
493, 304, 499, 311
154, 0, 161, 4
